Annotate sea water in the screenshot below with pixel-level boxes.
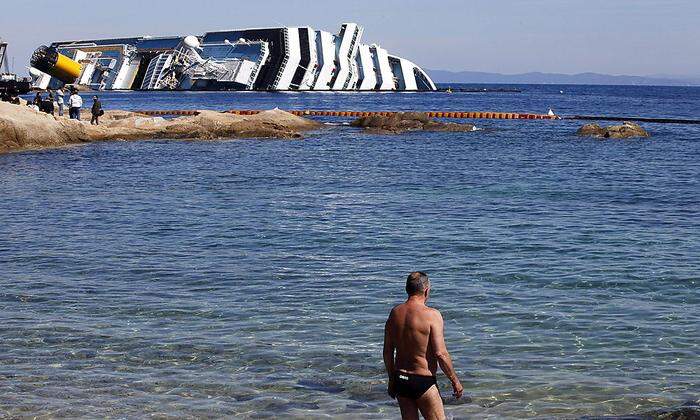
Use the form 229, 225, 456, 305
1, 85, 699, 418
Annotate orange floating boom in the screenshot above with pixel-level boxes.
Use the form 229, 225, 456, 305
132, 109, 560, 120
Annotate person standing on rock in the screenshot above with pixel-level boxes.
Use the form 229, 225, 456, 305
384, 272, 464, 420
90, 96, 102, 125
68, 89, 83, 120
42, 92, 55, 116
56, 88, 65, 117
32, 92, 43, 108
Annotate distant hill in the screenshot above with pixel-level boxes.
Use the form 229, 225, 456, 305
427, 70, 700, 86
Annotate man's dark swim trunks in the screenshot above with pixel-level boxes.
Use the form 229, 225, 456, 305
394, 372, 438, 400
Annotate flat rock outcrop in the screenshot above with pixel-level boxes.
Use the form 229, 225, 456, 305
351, 112, 477, 134
0, 102, 91, 153
84, 109, 321, 142
577, 121, 650, 139
0, 102, 321, 153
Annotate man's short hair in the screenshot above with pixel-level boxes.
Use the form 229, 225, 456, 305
406, 272, 430, 295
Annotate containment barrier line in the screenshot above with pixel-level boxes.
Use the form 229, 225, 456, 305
134, 110, 200, 116
118, 110, 700, 125
223, 110, 559, 120
132, 109, 559, 120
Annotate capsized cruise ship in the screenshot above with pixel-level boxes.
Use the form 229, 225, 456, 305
32, 23, 436, 92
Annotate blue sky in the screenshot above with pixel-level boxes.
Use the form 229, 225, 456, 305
2, 0, 699, 76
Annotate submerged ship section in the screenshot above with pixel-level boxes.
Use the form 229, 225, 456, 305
30, 23, 436, 92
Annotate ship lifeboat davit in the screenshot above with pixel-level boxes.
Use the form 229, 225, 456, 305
30, 46, 82, 84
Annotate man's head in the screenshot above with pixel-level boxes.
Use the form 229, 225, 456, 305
406, 271, 430, 298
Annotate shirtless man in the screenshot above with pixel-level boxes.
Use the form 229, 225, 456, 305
384, 272, 463, 420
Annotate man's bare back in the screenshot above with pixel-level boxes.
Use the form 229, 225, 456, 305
384, 272, 463, 420
388, 301, 440, 376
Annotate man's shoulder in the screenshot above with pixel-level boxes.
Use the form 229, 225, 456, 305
425, 306, 443, 320
389, 303, 405, 315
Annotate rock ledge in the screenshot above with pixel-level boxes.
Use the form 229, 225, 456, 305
0, 102, 321, 154
577, 121, 650, 139
351, 112, 477, 134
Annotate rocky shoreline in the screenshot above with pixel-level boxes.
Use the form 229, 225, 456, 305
0, 102, 321, 154
1, 102, 654, 154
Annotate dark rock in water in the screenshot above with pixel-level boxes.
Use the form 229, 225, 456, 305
580, 400, 700, 420
577, 123, 608, 137
351, 112, 476, 134
605, 122, 650, 139
577, 121, 650, 139
641, 400, 700, 420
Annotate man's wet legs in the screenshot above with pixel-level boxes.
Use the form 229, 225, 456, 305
416, 385, 445, 420
398, 396, 419, 420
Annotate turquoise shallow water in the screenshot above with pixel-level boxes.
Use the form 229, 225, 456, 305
1, 85, 699, 418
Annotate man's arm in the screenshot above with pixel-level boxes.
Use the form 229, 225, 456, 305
429, 310, 464, 398
383, 311, 397, 398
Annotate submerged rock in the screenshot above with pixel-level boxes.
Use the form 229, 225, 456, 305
351, 112, 476, 134
605, 121, 651, 139
577, 123, 608, 137
0, 102, 321, 153
577, 121, 650, 139
580, 400, 700, 420
639, 400, 700, 420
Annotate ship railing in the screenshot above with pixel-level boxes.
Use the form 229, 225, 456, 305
342, 29, 360, 89
271, 28, 290, 89
246, 43, 268, 89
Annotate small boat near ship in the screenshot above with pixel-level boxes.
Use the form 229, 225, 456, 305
29, 23, 437, 92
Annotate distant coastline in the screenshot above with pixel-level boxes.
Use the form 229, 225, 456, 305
428, 69, 700, 86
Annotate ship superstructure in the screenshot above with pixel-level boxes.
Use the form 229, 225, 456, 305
31, 23, 436, 92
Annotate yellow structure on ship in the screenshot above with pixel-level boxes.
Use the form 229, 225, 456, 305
30, 46, 82, 85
